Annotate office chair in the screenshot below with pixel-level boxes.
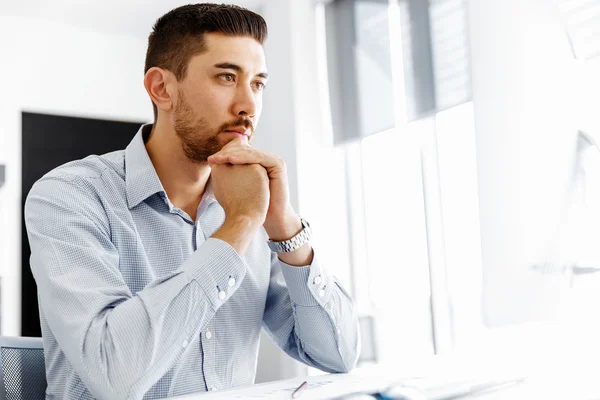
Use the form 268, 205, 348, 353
0, 336, 47, 400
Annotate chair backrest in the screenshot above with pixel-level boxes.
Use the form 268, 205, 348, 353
0, 337, 46, 400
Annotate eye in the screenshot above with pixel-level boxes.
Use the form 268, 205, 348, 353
253, 81, 266, 91
219, 73, 235, 82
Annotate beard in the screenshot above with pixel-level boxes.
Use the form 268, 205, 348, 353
173, 89, 253, 163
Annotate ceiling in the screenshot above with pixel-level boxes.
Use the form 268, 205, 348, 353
0, 0, 265, 39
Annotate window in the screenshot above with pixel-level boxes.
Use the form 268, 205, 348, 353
317, 0, 473, 362
318, 0, 600, 367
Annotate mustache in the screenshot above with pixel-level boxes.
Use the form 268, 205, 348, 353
219, 118, 255, 134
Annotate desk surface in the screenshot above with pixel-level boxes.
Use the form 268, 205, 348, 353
161, 355, 600, 400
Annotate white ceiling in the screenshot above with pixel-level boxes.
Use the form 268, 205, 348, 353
0, 0, 265, 39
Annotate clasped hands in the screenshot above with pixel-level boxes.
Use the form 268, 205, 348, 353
207, 138, 301, 241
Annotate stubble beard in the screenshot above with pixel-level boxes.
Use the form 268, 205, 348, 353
173, 91, 222, 163
173, 90, 255, 164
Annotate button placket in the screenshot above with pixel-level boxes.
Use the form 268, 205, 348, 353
201, 320, 218, 394
318, 285, 326, 298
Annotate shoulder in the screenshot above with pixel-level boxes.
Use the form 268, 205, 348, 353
25, 150, 127, 228
31, 150, 125, 194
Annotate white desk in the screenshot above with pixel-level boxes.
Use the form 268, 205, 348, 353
163, 369, 393, 400
161, 354, 600, 399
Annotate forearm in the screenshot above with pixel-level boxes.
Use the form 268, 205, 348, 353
26, 176, 252, 398
35, 238, 245, 400
292, 290, 360, 372
265, 253, 360, 373
282, 263, 360, 372
76, 273, 215, 399
212, 214, 262, 255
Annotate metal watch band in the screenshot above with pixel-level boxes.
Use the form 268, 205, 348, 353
267, 217, 311, 253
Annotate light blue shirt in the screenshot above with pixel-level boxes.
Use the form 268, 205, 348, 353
24, 124, 360, 400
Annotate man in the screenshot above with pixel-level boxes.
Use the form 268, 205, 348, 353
24, 3, 359, 400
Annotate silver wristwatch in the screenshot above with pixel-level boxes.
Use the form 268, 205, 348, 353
267, 217, 312, 253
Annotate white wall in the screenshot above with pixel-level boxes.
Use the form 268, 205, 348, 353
0, 16, 151, 336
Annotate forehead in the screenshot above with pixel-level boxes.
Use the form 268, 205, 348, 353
188, 32, 267, 74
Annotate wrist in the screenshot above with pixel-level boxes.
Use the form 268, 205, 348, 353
213, 214, 262, 256
225, 214, 263, 233
264, 211, 302, 241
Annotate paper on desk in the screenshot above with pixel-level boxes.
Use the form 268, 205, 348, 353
166, 370, 403, 400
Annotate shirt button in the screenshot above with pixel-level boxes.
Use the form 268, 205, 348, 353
313, 276, 322, 285
206, 330, 212, 340
181, 339, 189, 348
319, 289, 325, 297
211, 387, 217, 391
218, 290, 226, 300
228, 277, 236, 287
337, 328, 341, 335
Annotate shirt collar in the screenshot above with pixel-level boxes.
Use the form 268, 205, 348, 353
196, 176, 217, 216
125, 124, 219, 215
125, 124, 166, 209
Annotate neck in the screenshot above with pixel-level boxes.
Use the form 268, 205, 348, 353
145, 118, 211, 221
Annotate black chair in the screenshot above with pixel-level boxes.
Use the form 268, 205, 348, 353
0, 336, 46, 400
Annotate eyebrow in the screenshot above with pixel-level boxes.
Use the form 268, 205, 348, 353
214, 62, 269, 79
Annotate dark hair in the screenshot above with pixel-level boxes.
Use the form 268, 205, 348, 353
144, 3, 268, 122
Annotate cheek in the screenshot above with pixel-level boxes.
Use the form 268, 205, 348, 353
207, 91, 237, 120
189, 81, 231, 108
188, 91, 229, 123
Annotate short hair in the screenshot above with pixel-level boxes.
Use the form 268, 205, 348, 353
144, 3, 268, 122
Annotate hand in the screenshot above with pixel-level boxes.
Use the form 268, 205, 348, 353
208, 139, 296, 237
210, 138, 312, 264
210, 159, 270, 227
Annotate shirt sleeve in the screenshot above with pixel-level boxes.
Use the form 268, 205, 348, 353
25, 174, 246, 400
261, 250, 360, 373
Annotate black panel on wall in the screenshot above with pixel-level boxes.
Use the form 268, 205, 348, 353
21, 112, 146, 337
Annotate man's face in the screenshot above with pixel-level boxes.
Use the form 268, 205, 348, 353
173, 33, 268, 162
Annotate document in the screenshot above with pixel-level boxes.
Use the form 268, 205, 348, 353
164, 370, 400, 400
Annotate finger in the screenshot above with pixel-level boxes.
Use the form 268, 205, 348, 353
220, 137, 251, 151
208, 141, 250, 162
208, 150, 247, 164
208, 147, 259, 163
214, 150, 280, 169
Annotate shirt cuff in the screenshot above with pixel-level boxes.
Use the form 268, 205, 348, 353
279, 251, 331, 306
183, 237, 247, 310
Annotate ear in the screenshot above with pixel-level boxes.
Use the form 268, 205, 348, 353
144, 67, 176, 114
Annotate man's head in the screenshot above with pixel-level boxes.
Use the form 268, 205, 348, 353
144, 4, 268, 162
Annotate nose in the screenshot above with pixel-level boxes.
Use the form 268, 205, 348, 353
232, 84, 258, 118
